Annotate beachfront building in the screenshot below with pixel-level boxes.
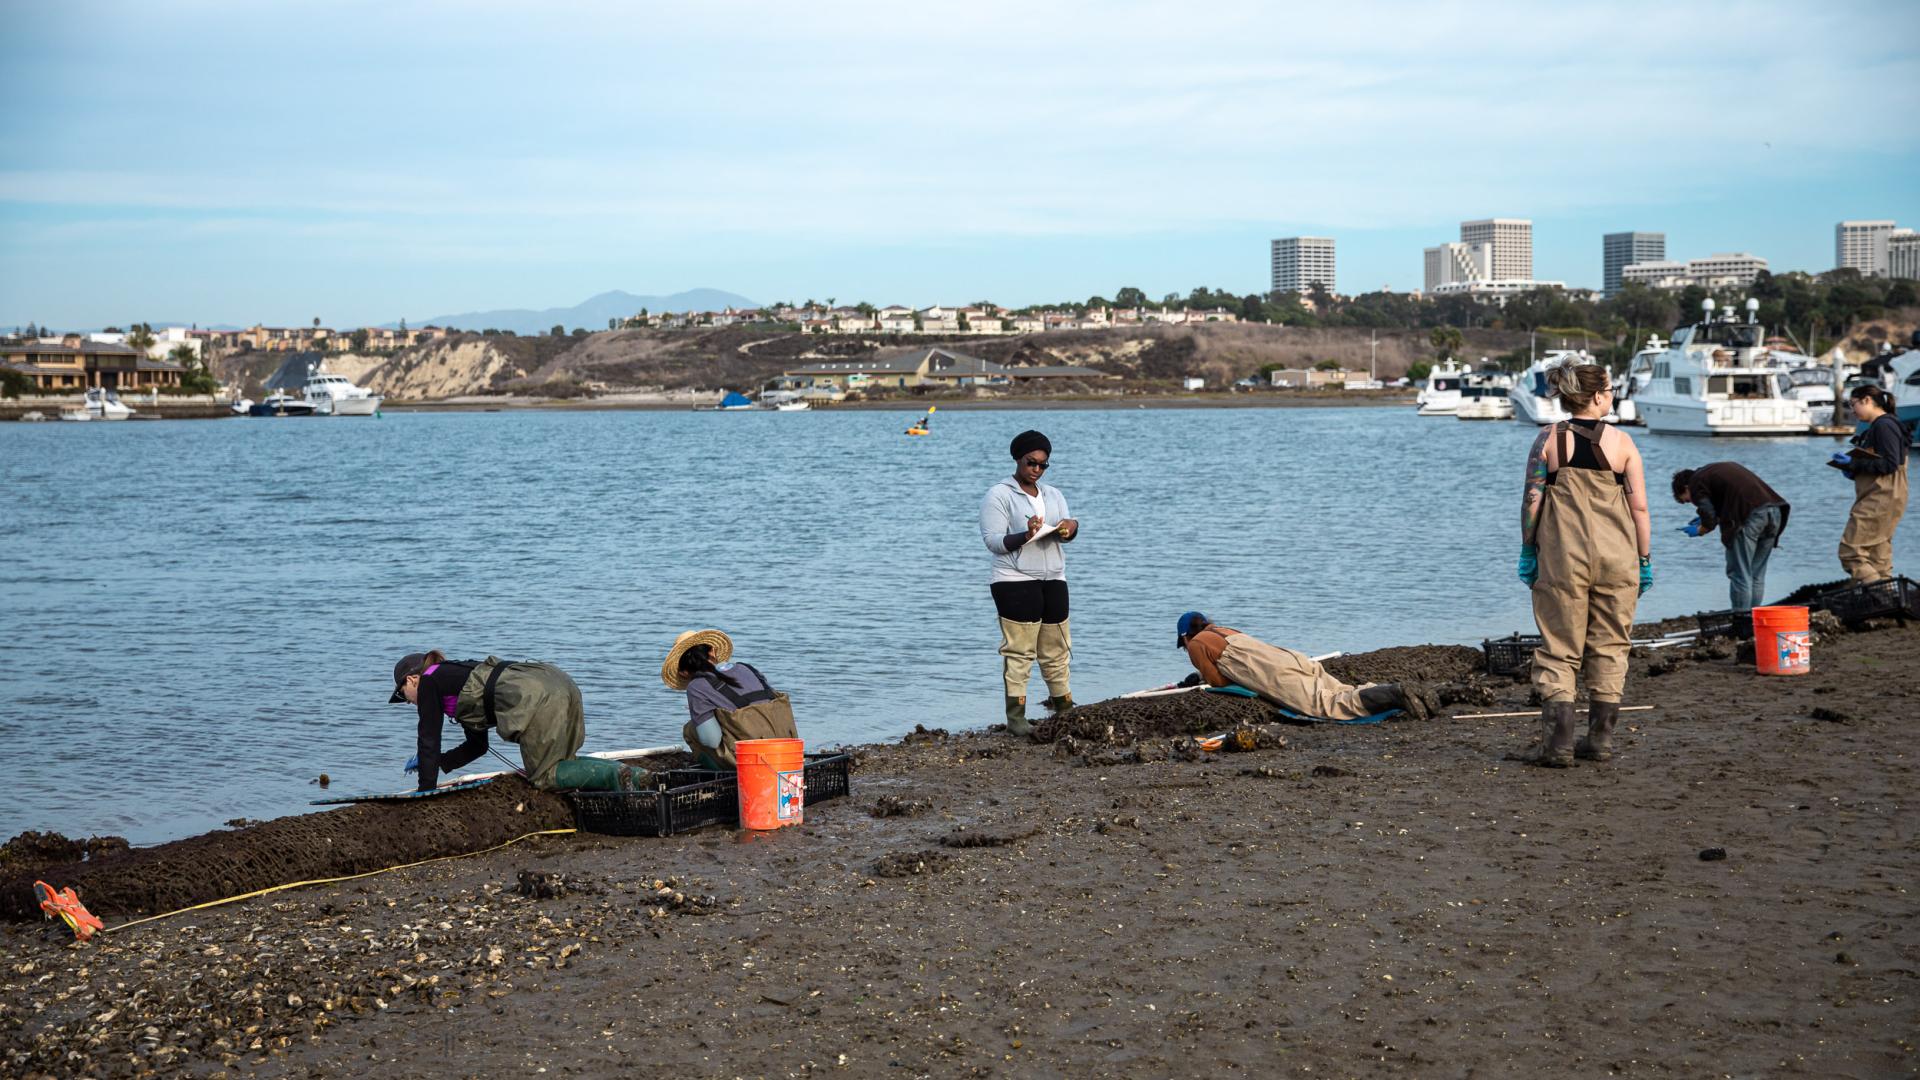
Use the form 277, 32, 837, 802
1461, 219, 1532, 280
1621, 253, 1768, 291
1836, 220, 1899, 275
1603, 231, 1665, 296
1424, 241, 1493, 292
1271, 236, 1336, 295
1269, 368, 1353, 389
1889, 230, 1920, 281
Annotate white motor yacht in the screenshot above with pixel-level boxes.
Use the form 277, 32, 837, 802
1510, 350, 1605, 426
1612, 335, 1665, 425
303, 371, 382, 416
1456, 371, 1515, 420
1416, 358, 1468, 415
1879, 335, 1920, 445
1633, 299, 1811, 436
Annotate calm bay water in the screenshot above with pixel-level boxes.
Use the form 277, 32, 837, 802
2, 406, 1910, 842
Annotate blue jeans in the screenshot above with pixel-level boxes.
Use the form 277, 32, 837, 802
1726, 504, 1783, 611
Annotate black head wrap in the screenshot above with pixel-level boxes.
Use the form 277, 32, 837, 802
1010, 430, 1051, 461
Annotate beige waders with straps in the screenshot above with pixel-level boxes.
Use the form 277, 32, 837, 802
1838, 453, 1908, 584
454, 657, 586, 790
1214, 634, 1370, 720
1526, 422, 1639, 765
680, 663, 798, 770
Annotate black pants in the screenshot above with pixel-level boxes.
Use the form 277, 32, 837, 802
991, 579, 1069, 624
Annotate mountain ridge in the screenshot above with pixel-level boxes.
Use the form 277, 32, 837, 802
397, 288, 759, 335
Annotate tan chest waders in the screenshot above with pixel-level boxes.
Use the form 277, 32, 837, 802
1214, 634, 1371, 721
1530, 423, 1640, 706
1839, 451, 1908, 584
682, 664, 798, 769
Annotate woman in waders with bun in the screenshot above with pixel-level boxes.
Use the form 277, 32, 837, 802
1515, 359, 1653, 766
1831, 384, 1910, 584
390, 651, 643, 792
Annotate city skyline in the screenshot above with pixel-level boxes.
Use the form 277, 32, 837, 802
2, 1, 1917, 328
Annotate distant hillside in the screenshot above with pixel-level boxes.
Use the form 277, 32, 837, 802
405, 289, 758, 335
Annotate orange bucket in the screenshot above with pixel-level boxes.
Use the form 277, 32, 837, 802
735, 738, 805, 830
1751, 605, 1810, 676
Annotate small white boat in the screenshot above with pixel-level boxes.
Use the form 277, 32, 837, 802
82, 387, 135, 420
1416, 358, 1468, 415
230, 398, 254, 415
1456, 371, 1515, 420
303, 371, 382, 416
247, 393, 319, 417
773, 400, 810, 411
1635, 299, 1812, 436
57, 407, 91, 422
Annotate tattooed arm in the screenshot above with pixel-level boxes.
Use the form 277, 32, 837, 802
1520, 427, 1551, 544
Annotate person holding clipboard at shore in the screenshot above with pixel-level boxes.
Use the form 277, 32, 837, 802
980, 430, 1079, 736
1829, 384, 1910, 584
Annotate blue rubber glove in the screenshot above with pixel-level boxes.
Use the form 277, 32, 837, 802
403, 754, 419, 774
1679, 517, 1701, 537
1829, 452, 1852, 467
1517, 544, 1538, 587
1638, 556, 1653, 597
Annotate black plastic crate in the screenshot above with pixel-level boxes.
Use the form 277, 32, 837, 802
566, 768, 737, 837
1694, 608, 1754, 641
803, 753, 853, 805
1483, 633, 1541, 676
1809, 576, 1920, 624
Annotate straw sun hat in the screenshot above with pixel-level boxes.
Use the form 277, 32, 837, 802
660, 629, 734, 690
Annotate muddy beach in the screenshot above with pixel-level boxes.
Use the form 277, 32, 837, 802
3, 629, 1916, 1078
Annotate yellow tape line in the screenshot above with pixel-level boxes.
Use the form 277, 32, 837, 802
103, 828, 577, 934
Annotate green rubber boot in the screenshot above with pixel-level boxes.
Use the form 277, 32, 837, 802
1005, 696, 1032, 738
1043, 694, 1075, 715
553, 757, 648, 791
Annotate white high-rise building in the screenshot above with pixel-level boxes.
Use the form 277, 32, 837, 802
1836, 220, 1898, 275
1602, 231, 1665, 296
1270, 237, 1336, 295
1460, 219, 1532, 280
1889, 230, 1920, 281
1423, 242, 1493, 292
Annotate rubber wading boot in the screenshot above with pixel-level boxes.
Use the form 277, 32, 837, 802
1576, 701, 1620, 762
1358, 683, 1429, 721
1517, 702, 1577, 767
1005, 696, 1032, 738
1043, 694, 1075, 715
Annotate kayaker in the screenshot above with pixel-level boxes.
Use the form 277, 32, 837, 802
661, 629, 797, 770
980, 430, 1079, 735
390, 651, 642, 792
1515, 357, 1652, 766
1831, 385, 1910, 584
1174, 612, 1432, 720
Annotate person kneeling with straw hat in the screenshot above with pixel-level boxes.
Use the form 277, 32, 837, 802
662, 629, 798, 770
391, 650, 646, 792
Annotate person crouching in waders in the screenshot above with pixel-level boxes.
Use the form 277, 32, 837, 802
391, 651, 644, 792
1174, 612, 1434, 720
661, 629, 797, 770
1515, 359, 1653, 766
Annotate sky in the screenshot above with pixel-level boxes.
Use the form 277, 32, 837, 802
2, 0, 1917, 329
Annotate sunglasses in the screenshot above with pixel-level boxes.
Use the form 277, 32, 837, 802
1021, 458, 1050, 470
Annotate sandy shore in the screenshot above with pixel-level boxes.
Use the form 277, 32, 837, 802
3, 625, 1915, 1077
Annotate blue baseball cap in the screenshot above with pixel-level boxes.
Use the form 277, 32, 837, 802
1176, 611, 1206, 648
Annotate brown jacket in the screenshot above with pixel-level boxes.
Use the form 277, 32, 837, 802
1185, 627, 1241, 687
1686, 462, 1790, 547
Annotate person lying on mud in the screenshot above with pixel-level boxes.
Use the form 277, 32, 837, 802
1173, 612, 1434, 720
390, 651, 645, 792
661, 629, 797, 770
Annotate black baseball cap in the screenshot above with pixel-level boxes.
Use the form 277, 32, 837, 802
390, 652, 427, 703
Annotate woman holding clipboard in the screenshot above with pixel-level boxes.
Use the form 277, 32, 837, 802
979, 430, 1080, 735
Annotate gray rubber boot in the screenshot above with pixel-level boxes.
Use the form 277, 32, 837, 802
1005, 696, 1032, 738
1520, 702, 1577, 767
1576, 701, 1620, 762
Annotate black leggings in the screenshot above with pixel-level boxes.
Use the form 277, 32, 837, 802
991, 579, 1069, 624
